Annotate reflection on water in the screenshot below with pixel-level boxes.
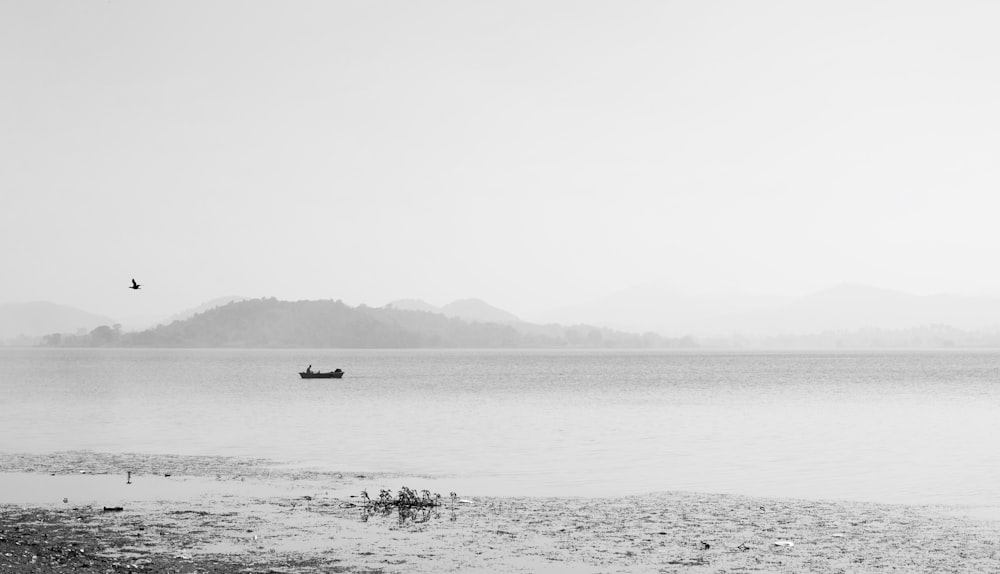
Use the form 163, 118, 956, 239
2, 348, 998, 505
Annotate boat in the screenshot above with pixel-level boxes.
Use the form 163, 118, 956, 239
299, 368, 344, 379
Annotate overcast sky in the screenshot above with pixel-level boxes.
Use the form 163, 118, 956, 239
4, 1, 1000, 322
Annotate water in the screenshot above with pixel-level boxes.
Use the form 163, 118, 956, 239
2, 348, 998, 505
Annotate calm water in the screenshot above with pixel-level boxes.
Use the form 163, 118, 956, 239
1, 348, 998, 505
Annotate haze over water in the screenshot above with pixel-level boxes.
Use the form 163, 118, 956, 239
2, 348, 997, 507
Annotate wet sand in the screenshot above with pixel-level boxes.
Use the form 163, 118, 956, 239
3, 452, 999, 573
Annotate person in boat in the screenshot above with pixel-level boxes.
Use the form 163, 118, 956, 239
306, 365, 312, 373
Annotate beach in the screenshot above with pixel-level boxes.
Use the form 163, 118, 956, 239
2, 452, 999, 573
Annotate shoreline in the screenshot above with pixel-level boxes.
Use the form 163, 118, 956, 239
3, 453, 1000, 573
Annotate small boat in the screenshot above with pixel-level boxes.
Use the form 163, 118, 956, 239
299, 368, 344, 379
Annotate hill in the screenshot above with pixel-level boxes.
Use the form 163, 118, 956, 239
160, 296, 247, 325
440, 298, 521, 323
42, 298, 686, 348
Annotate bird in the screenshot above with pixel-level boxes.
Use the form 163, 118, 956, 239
129, 278, 141, 290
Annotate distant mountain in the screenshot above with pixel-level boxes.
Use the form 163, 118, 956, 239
536, 283, 1000, 337
41, 297, 684, 349
0, 302, 116, 340
720, 284, 1000, 335
714, 323, 1000, 349
440, 298, 521, 324
535, 283, 781, 336
386, 298, 521, 324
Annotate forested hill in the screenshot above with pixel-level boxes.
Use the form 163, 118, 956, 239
61, 298, 685, 348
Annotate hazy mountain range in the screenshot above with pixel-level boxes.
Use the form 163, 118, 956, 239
8, 284, 1000, 347
386, 298, 522, 324
38, 298, 678, 349
0, 297, 521, 343
535, 283, 1000, 337
0, 302, 116, 341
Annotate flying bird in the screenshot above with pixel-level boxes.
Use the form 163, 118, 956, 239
129, 278, 141, 290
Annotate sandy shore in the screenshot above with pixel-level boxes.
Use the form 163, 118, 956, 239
2, 452, 999, 573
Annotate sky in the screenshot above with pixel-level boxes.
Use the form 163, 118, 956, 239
4, 1, 1000, 323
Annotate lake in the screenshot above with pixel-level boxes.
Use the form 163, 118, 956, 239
1, 348, 997, 506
